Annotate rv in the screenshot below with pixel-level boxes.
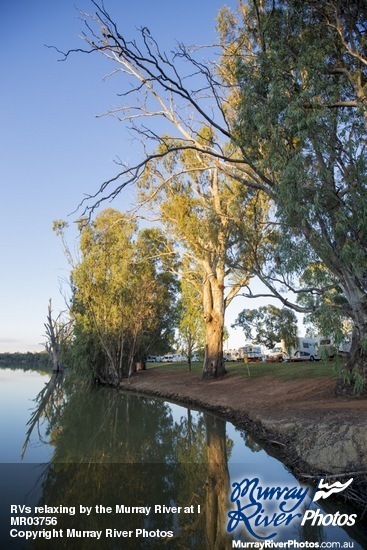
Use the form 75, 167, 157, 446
267, 338, 320, 362
224, 349, 241, 362
240, 344, 264, 363
315, 335, 351, 359
172, 354, 188, 362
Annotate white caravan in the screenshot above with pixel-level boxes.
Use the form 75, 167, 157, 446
267, 338, 320, 362
315, 335, 352, 359
240, 344, 264, 363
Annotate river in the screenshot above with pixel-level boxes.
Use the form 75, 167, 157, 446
0, 366, 365, 549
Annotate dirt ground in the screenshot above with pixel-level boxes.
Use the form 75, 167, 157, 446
120, 367, 367, 424
119, 367, 367, 480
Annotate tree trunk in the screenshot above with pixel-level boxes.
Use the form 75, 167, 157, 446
337, 274, 367, 395
45, 300, 64, 373
128, 332, 139, 379
105, 358, 120, 386
337, 325, 367, 396
136, 357, 146, 371
202, 276, 226, 379
187, 333, 192, 371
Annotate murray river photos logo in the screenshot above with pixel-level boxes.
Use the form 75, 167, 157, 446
227, 476, 357, 540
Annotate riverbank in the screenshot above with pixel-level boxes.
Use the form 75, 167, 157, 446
120, 366, 367, 505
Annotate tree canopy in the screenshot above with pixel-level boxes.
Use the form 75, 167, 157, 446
56, 0, 367, 391
219, 0, 367, 390
233, 305, 299, 351
61, 209, 177, 383
137, 134, 270, 378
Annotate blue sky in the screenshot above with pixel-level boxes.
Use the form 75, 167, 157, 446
1, 0, 294, 353
0, 0, 241, 353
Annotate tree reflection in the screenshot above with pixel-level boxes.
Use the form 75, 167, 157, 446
50, 388, 176, 463
23, 380, 234, 548
205, 414, 232, 549
21, 372, 65, 459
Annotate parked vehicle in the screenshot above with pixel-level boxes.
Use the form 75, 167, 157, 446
224, 351, 239, 362
171, 354, 187, 362
241, 344, 264, 363
314, 337, 336, 359
339, 340, 352, 356
314, 335, 351, 359
266, 343, 287, 362
290, 351, 320, 362
147, 355, 161, 363
267, 338, 319, 362
162, 355, 174, 362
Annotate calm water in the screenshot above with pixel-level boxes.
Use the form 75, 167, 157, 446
0, 367, 365, 549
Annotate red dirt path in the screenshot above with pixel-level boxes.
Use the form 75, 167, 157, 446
120, 368, 367, 425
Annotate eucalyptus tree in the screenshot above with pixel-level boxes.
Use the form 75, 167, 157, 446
233, 305, 298, 351
67, 208, 177, 383
70, 209, 135, 383
58, 0, 367, 390
129, 227, 179, 369
54, 3, 273, 380
138, 139, 269, 379
218, 0, 367, 391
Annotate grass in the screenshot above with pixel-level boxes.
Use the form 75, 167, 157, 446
149, 358, 343, 381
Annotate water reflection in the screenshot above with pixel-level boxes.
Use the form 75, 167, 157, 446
19, 374, 232, 548
205, 415, 231, 549
22, 372, 65, 460
298, 504, 324, 544
14, 372, 365, 549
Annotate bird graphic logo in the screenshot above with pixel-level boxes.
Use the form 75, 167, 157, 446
312, 478, 353, 502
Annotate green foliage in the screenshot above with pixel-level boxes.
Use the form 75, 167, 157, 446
133, 227, 179, 356
218, 0, 367, 388
220, 0, 367, 287
139, 131, 271, 378
61, 323, 105, 382
65, 209, 178, 383
297, 261, 351, 345
233, 305, 298, 350
223, 325, 230, 344
339, 366, 366, 395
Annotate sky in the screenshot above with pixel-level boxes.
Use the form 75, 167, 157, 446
0, 0, 300, 353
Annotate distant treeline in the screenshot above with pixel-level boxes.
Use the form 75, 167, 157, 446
0, 352, 51, 370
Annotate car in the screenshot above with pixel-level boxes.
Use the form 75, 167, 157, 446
265, 353, 285, 363
266, 345, 287, 362
290, 351, 320, 362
